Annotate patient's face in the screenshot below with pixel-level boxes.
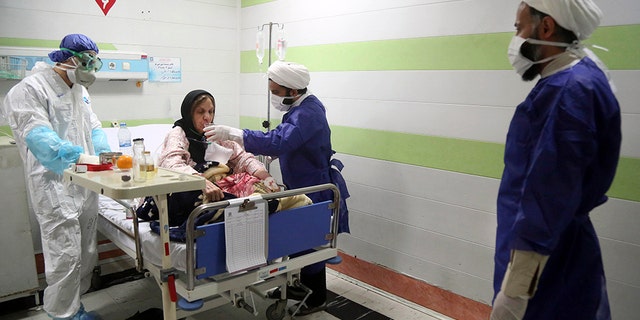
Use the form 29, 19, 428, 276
192, 98, 215, 134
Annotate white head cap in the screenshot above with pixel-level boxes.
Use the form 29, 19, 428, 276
523, 0, 602, 41
267, 61, 310, 89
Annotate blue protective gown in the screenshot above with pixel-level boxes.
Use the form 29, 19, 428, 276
243, 94, 350, 234
494, 57, 620, 319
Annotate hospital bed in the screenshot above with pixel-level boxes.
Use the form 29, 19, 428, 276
64, 125, 341, 320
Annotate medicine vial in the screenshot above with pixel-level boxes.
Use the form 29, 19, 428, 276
144, 151, 155, 179
132, 138, 147, 183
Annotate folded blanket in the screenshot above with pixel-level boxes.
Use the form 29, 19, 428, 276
137, 161, 312, 242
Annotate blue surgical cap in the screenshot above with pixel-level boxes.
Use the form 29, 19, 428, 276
48, 34, 99, 62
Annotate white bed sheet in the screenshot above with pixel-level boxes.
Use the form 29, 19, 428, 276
98, 195, 188, 272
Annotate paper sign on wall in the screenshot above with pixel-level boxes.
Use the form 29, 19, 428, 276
148, 57, 182, 83
95, 0, 116, 16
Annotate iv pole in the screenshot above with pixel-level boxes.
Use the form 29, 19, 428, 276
256, 22, 285, 172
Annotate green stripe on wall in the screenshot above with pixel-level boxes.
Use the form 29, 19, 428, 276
609, 157, 639, 201
0, 126, 13, 137
0, 37, 118, 50
330, 125, 506, 178
241, 24, 640, 72
240, 116, 640, 202
241, 0, 275, 8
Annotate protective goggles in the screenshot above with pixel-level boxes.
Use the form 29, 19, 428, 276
60, 48, 103, 72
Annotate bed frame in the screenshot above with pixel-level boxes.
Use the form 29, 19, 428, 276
68, 125, 341, 319
98, 182, 340, 320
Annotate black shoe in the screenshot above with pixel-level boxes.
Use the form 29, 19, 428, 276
268, 286, 307, 300
289, 302, 327, 316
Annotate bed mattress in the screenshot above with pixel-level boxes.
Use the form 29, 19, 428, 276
98, 195, 189, 272
98, 194, 335, 277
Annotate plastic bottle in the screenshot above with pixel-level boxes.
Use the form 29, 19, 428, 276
132, 138, 146, 183
144, 151, 155, 179
118, 123, 133, 156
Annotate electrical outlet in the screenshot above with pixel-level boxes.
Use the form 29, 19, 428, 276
111, 121, 119, 128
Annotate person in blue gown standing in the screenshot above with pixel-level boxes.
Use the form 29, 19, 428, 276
205, 61, 349, 315
491, 1, 621, 319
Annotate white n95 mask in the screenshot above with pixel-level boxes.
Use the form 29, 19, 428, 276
67, 68, 97, 88
508, 36, 570, 77
58, 58, 97, 88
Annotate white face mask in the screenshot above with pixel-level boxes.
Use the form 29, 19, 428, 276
508, 36, 570, 77
270, 93, 295, 112
67, 68, 96, 88
58, 58, 97, 88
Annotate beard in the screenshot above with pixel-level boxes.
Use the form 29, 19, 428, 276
520, 28, 543, 81
521, 62, 542, 81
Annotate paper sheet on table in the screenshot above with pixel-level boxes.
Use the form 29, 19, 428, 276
224, 197, 267, 273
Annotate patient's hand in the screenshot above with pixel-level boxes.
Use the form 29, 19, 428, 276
263, 176, 281, 192
204, 180, 224, 201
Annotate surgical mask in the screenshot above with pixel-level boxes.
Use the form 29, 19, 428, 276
270, 93, 297, 112
508, 36, 571, 76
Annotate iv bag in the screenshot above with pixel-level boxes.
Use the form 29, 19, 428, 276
276, 27, 286, 61
256, 28, 265, 64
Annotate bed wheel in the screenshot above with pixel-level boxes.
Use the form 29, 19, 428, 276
326, 255, 342, 264
266, 299, 287, 320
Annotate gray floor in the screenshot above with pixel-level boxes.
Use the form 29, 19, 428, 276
3, 269, 451, 320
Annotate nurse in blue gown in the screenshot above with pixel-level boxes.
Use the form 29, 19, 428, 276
205, 61, 349, 316
491, 1, 621, 320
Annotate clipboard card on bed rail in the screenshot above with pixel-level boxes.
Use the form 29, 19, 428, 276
223, 195, 268, 273
194, 196, 334, 280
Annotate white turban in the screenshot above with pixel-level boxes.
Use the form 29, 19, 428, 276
524, 0, 602, 40
267, 61, 310, 89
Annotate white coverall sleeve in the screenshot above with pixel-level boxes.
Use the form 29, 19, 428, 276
4, 80, 85, 174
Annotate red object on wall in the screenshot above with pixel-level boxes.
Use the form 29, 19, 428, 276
95, 0, 116, 16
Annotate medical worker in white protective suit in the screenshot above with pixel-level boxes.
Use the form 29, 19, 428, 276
1, 34, 108, 320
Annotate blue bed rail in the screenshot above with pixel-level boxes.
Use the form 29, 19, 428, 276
194, 200, 332, 279
185, 183, 340, 290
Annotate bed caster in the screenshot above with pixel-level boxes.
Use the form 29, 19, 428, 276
266, 299, 287, 320
326, 255, 342, 264
177, 297, 203, 311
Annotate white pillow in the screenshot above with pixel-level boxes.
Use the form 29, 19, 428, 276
102, 123, 173, 157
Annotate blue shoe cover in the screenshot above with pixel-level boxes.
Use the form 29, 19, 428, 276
78, 310, 101, 320
50, 305, 101, 320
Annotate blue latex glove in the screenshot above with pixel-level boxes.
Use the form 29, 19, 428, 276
91, 128, 111, 154
26, 126, 83, 174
